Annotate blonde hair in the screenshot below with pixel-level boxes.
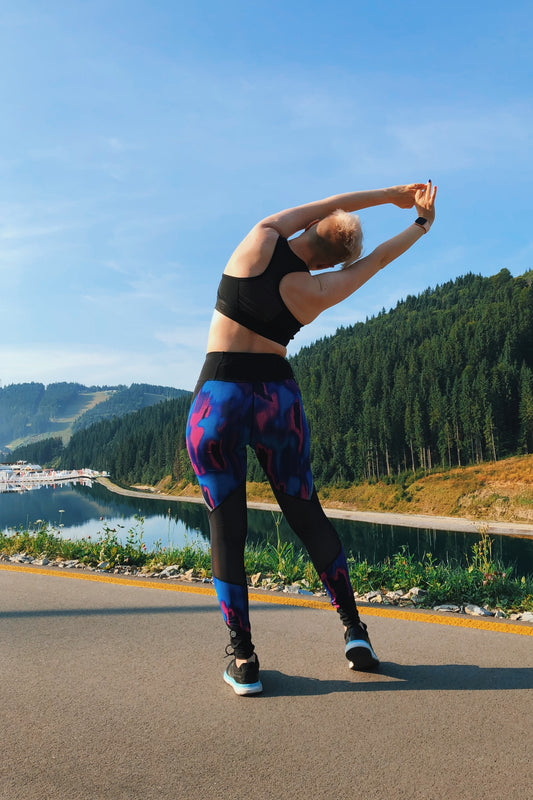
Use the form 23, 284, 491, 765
311, 209, 363, 269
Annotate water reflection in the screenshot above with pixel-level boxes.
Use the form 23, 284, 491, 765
1, 481, 532, 576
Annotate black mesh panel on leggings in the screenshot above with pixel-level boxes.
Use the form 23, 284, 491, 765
208, 481, 361, 628
271, 487, 341, 573
272, 486, 361, 627
208, 481, 248, 585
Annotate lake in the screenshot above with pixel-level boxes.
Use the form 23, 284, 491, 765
1, 480, 533, 576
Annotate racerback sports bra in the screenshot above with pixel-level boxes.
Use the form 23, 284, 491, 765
214, 236, 309, 347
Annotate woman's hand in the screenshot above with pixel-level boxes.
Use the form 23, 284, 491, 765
390, 183, 427, 208
414, 180, 437, 225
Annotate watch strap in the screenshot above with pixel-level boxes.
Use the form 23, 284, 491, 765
414, 217, 430, 233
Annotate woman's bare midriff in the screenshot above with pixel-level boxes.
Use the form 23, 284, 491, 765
206, 309, 287, 356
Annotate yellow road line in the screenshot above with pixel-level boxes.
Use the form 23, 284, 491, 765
2, 563, 532, 637
0, 562, 217, 595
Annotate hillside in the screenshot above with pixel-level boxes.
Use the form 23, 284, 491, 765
318, 454, 533, 525
11, 268, 533, 521
289, 268, 533, 485
0, 382, 188, 451
148, 453, 533, 527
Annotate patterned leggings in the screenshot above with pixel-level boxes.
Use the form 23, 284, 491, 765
186, 352, 360, 656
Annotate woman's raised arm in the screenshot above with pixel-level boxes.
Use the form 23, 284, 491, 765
287, 182, 437, 321
260, 183, 426, 239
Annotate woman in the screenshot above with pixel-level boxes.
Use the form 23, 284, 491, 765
186, 181, 437, 695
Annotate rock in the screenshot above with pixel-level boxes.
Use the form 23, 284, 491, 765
520, 611, 533, 623
464, 604, 493, 617
33, 557, 49, 566
366, 591, 384, 603
510, 613, 521, 620
183, 568, 195, 581
401, 587, 426, 605
493, 609, 507, 618
12, 553, 33, 563
433, 604, 461, 613
159, 565, 181, 578
385, 590, 404, 604
250, 572, 262, 587
284, 583, 302, 594
97, 561, 110, 571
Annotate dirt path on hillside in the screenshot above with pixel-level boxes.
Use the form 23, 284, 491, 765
96, 478, 533, 538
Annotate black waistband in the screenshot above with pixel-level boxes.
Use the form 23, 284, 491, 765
193, 352, 294, 397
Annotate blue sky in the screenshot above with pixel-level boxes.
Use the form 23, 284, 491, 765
1, 0, 532, 391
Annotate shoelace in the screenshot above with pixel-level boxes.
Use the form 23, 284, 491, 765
224, 642, 255, 660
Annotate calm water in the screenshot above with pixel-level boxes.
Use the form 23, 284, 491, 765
2, 481, 533, 576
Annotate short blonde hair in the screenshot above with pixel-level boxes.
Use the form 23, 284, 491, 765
313, 209, 363, 269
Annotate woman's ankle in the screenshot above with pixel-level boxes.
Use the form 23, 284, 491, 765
235, 653, 257, 668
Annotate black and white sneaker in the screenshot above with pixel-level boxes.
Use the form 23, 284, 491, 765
224, 655, 263, 696
345, 622, 379, 671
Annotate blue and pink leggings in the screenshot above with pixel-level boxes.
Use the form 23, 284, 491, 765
186, 352, 360, 656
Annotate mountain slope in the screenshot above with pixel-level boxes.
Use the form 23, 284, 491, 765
0, 382, 187, 450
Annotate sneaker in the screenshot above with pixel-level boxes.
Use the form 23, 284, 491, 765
344, 622, 379, 671
223, 655, 263, 696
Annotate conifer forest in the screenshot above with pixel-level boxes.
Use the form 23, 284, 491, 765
18, 269, 533, 489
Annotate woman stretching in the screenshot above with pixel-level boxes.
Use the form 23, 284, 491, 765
186, 180, 437, 695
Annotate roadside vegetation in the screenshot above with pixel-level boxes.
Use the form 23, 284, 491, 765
2, 517, 532, 614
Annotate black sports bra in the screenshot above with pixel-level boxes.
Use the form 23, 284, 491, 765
214, 236, 309, 346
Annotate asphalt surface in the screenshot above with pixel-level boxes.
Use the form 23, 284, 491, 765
1, 566, 532, 800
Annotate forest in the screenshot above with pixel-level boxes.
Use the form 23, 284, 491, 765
288, 268, 533, 485
12, 268, 533, 489
59, 394, 194, 485
0, 381, 186, 449
0, 382, 85, 444
71, 383, 189, 432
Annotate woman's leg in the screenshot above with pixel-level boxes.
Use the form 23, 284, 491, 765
186, 379, 255, 660
272, 487, 362, 626
271, 488, 379, 668
252, 378, 378, 667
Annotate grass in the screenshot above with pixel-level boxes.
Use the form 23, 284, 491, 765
314, 454, 533, 524
168, 453, 533, 525
1, 519, 532, 613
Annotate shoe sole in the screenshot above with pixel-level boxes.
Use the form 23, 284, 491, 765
223, 669, 263, 696
345, 638, 380, 671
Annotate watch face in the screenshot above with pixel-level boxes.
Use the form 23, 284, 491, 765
415, 217, 427, 225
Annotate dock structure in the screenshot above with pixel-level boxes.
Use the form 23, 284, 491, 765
0, 466, 109, 493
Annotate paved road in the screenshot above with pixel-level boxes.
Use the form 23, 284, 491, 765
1, 566, 532, 800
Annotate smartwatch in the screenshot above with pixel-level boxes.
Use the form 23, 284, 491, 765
414, 217, 431, 233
